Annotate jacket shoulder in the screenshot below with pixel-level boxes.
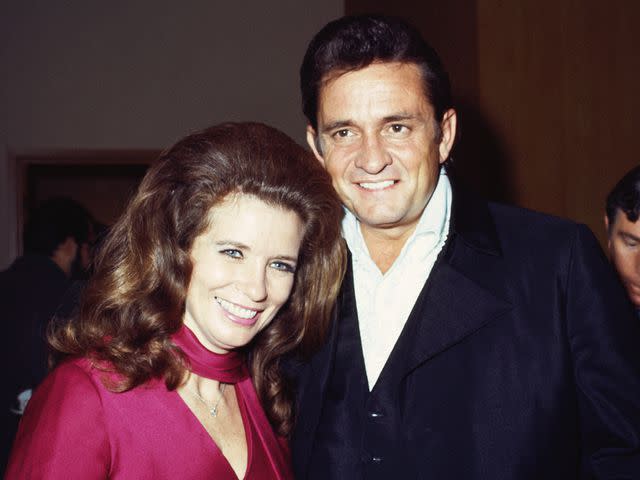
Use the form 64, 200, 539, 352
486, 202, 597, 254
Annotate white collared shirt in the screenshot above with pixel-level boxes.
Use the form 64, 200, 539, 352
342, 169, 452, 390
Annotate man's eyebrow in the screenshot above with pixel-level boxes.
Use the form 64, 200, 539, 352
383, 113, 416, 123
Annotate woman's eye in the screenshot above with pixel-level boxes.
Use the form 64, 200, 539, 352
270, 261, 296, 273
220, 249, 243, 259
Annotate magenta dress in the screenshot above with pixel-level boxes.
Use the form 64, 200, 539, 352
6, 326, 293, 479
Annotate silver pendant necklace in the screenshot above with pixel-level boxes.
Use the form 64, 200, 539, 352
188, 383, 227, 417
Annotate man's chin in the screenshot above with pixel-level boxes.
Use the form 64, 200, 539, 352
352, 205, 420, 232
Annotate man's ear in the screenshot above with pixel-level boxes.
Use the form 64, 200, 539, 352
438, 108, 457, 164
306, 125, 325, 165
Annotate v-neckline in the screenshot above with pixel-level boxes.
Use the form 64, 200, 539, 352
175, 381, 253, 479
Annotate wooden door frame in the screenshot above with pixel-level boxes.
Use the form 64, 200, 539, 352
10, 149, 158, 257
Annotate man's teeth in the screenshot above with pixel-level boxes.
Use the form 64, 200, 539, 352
216, 298, 258, 319
359, 180, 394, 190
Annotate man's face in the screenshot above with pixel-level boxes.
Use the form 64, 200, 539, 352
606, 209, 640, 307
307, 62, 456, 239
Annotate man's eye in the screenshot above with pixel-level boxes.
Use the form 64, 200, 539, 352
389, 124, 409, 134
333, 129, 353, 139
270, 261, 296, 273
220, 249, 243, 259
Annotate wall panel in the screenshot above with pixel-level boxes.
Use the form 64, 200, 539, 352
346, 0, 640, 246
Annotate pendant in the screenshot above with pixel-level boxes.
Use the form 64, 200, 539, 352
210, 407, 218, 417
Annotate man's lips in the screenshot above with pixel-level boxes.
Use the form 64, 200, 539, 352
356, 180, 396, 191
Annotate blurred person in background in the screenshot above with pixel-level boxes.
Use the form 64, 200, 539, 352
0, 196, 93, 473
605, 165, 640, 315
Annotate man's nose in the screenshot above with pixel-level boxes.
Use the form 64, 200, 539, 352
354, 134, 392, 174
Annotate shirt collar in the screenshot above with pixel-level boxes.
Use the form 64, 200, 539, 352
342, 169, 452, 263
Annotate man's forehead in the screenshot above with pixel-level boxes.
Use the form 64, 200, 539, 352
319, 61, 424, 89
316, 62, 434, 122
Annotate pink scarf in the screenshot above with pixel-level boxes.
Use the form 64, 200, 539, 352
171, 325, 247, 382
171, 325, 292, 479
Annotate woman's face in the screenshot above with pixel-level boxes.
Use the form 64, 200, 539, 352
183, 194, 304, 354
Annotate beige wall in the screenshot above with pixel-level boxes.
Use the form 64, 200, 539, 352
0, 1, 343, 269
347, 0, 640, 247
4, 1, 637, 268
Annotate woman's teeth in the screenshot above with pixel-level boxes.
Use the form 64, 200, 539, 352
215, 297, 258, 319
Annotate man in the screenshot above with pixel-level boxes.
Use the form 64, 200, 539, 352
291, 15, 640, 479
1, 197, 93, 473
605, 165, 640, 311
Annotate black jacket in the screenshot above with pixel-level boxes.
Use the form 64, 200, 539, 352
291, 189, 640, 479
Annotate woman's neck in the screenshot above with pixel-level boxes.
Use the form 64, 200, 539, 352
171, 324, 247, 383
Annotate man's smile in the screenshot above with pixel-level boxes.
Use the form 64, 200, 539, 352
357, 180, 396, 191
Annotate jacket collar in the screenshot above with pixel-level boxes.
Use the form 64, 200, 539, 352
448, 179, 502, 257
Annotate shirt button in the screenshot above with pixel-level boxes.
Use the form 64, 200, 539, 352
371, 456, 384, 463
369, 411, 384, 419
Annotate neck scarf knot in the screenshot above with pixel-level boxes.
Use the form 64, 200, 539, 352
171, 325, 248, 383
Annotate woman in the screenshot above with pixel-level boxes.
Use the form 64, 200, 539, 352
6, 122, 346, 479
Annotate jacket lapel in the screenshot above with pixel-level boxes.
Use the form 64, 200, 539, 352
291, 259, 357, 477
402, 259, 512, 374
375, 182, 513, 388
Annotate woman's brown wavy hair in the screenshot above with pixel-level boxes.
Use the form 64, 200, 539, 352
49, 122, 346, 436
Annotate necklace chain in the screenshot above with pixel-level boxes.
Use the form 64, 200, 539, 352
188, 383, 227, 417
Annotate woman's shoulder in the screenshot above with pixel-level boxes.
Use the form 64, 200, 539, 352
28, 358, 107, 413
51, 356, 96, 375
7, 358, 112, 478
45, 357, 168, 406
47, 357, 110, 387
32, 357, 129, 412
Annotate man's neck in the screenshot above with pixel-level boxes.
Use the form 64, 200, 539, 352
361, 223, 417, 274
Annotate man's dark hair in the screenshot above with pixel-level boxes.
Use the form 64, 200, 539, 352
23, 197, 92, 256
300, 14, 453, 135
606, 165, 640, 227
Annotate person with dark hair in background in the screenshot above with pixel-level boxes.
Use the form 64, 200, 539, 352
291, 14, 640, 479
605, 165, 640, 313
6, 122, 346, 479
0, 196, 93, 473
